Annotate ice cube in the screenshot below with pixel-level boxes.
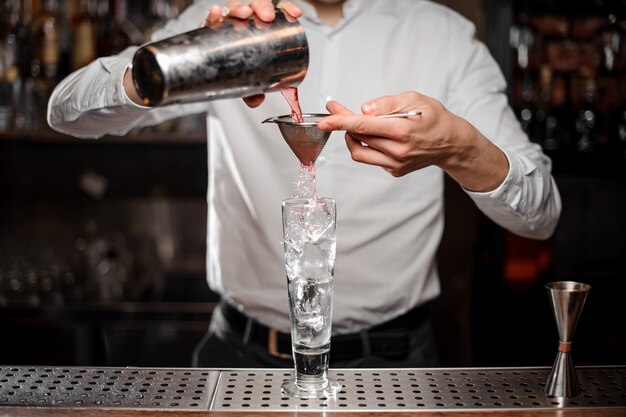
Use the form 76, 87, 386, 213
305, 204, 334, 242
284, 239, 303, 278
294, 280, 321, 314
300, 242, 324, 278
304, 314, 325, 332
284, 219, 307, 245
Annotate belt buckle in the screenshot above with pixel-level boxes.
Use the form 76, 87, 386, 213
268, 328, 292, 360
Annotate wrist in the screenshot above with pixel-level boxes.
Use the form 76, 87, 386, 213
437, 116, 477, 173
123, 67, 144, 106
439, 118, 509, 192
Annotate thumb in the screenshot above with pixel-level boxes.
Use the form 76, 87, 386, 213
326, 99, 354, 115
317, 100, 354, 131
361, 92, 418, 116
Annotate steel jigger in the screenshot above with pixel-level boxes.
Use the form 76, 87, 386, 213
544, 281, 591, 398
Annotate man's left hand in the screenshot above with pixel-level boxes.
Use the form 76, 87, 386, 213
317, 91, 509, 192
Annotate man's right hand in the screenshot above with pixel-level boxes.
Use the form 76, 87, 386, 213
206, 1, 302, 26
206, 1, 303, 108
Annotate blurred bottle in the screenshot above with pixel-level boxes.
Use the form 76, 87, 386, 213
133, 0, 174, 43
601, 109, 626, 168
75, 220, 132, 302
601, 14, 622, 72
618, 110, 626, 163
30, 0, 62, 129
517, 70, 535, 136
16, 0, 35, 131
58, 0, 74, 77
95, 0, 110, 55
574, 69, 604, 156
0, 0, 21, 131
71, 0, 98, 71
510, 12, 535, 70
510, 11, 538, 143
537, 65, 564, 152
98, 0, 143, 56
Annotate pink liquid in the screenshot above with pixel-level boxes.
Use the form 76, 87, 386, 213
281, 87, 304, 123
281, 88, 320, 201
294, 162, 318, 199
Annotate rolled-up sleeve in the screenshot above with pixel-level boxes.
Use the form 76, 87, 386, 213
47, 0, 212, 139
445, 16, 561, 239
47, 47, 151, 138
466, 146, 561, 239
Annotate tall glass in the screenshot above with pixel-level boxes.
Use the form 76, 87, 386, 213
281, 197, 341, 398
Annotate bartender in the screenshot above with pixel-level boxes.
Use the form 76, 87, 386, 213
47, 0, 561, 368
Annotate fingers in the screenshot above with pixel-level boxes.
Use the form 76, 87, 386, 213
325, 100, 353, 115
324, 101, 401, 172
222, 1, 252, 19
205, 2, 250, 27
358, 136, 407, 158
280, 2, 303, 19
319, 99, 419, 140
243, 94, 266, 108
317, 101, 355, 130
249, 0, 304, 21
318, 113, 414, 141
362, 91, 423, 116
213, 1, 302, 24
329, 92, 446, 177
205, 5, 224, 27
249, 0, 276, 22
345, 134, 404, 176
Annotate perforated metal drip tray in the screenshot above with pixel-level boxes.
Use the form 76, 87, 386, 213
0, 366, 624, 412
0, 367, 216, 410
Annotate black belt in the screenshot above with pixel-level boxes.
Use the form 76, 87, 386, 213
218, 301, 429, 361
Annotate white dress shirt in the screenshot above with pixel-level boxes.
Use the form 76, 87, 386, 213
48, 0, 561, 333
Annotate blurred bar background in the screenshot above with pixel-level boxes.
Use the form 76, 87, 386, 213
0, 0, 625, 368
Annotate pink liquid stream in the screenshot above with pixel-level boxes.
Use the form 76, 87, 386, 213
281, 87, 319, 201
281, 87, 304, 123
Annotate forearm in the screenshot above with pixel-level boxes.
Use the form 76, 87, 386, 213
444, 40, 561, 238
439, 112, 561, 240
47, 1, 213, 139
466, 140, 561, 240
438, 116, 509, 193
451, 104, 562, 239
123, 66, 143, 106
440, 104, 560, 239
47, 47, 150, 139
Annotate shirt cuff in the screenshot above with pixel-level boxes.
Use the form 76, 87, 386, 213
118, 63, 152, 110
95, 48, 151, 110
465, 147, 536, 209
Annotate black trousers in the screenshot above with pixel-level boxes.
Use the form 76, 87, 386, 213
192, 302, 439, 368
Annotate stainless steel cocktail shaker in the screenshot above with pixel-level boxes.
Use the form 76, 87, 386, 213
131, 10, 308, 107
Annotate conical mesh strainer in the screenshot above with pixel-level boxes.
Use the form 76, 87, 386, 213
263, 113, 331, 165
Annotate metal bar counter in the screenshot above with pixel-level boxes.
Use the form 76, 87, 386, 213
1, 366, 624, 416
